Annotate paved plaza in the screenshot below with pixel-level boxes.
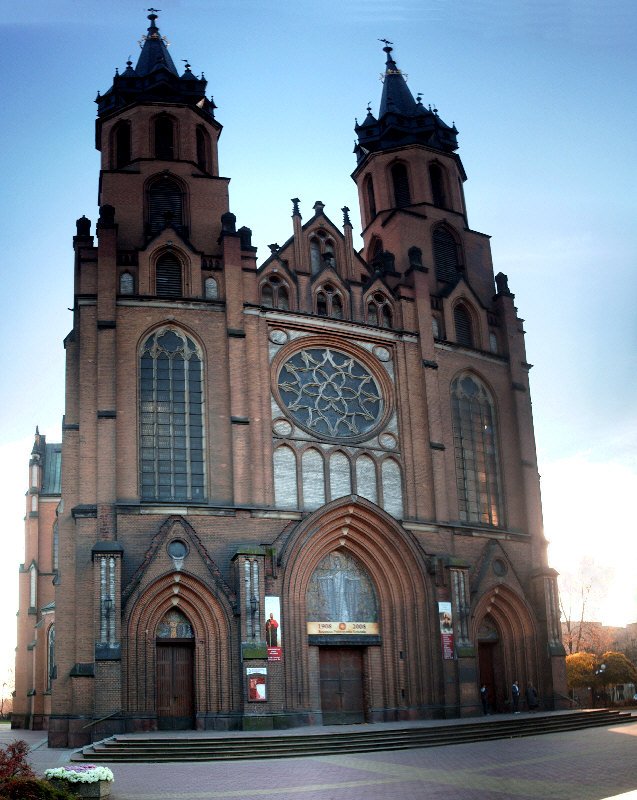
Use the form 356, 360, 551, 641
2, 718, 636, 800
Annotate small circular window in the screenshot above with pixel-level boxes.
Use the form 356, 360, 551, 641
167, 540, 188, 559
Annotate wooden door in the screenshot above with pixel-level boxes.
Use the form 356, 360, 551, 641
319, 647, 364, 724
478, 642, 506, 713
156, 643, 195, 730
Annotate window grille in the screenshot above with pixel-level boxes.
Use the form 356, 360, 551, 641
391, 163, 411, 207
139, 328, 205, 502
148, 177, 183, 235
454, 304, 473, 348
156, 253, 182, 297
433, 227, 460, 282
451, 374, 502, 526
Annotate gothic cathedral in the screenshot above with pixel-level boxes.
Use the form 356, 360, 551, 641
14, 14, 566, 747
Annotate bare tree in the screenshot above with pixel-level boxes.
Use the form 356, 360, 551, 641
559, 557, 611, 654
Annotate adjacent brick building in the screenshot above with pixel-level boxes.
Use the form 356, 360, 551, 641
14, 13, 566, 747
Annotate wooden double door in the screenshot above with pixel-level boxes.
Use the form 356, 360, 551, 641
319, 647, 365, 724
156, 643, 195, 730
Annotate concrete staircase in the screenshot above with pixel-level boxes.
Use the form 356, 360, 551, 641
72, 709, 636, 763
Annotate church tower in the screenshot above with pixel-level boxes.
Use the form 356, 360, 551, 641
14, 17, 565, 747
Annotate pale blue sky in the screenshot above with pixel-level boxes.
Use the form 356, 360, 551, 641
0, 0, 635, 683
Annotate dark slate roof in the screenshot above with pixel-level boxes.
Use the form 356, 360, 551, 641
42, 443, 62, 495
95, 12, 218, 125
355, 45, 458, 163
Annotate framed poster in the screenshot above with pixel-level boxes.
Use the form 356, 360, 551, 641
438, 601, 455, 659
265, 596, 282, 661
247, 667, 267, 701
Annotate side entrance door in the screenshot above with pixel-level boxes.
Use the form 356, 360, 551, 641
156, 643, 195, 730
319, 647, 365, 724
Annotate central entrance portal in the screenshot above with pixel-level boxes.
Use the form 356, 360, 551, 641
156, 643, 195, 730
319, 647, 365, 724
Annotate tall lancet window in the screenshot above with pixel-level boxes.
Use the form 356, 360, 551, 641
391, 163, 411, 207
155, 115, 175, 160
148, 176, 184, 235
140, 328, 205, 502
451, 373, 502, 526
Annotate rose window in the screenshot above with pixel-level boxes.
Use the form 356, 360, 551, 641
277, 348, 383, 440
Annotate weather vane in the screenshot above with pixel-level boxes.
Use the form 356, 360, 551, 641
378, 38, 393, 46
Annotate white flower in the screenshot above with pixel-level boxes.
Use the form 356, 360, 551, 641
45, 765, 114, 783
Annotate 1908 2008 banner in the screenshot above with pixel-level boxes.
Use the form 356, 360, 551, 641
306, 621, 380, 635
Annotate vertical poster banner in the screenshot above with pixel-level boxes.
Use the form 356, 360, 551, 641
438, 601, 455, 659
265, 596, 282, 661
246, 667, 267, 701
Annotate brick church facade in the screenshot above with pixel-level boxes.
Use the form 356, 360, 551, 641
14, 14, 566, 747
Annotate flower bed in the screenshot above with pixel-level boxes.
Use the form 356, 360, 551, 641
45, 765, 114, 798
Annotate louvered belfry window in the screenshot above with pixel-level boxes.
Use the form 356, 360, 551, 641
114, 121, 131, 168
433, 227, 460, 282
156, 253, 182, 297
149, 177, 183, 235
140, 328, 205, 502
451, 374, 502, 526
391, 163, 411, 208
454, 304, 474, 348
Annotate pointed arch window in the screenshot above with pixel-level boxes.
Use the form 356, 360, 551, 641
139, 328, 205, 502
364, 174, 377, 221
113, 120, 131, 169
433, 226, 461, 282
196, 126, 210, 172
120, 271, 134, 295
429, 162, 447, 208
155, 115, 175, 160
451, 373, 502, 526
273, 445, 298, 509
454, 303, 474, 348
315, 283, 344, 318
261, 275, 289, 310
204, 276, 219, 300
367, 292, 393, 328
156, 252, 183, 297
47, 625, 56, 691
309, 229, 337, 274
148, 176, 184, 235
391, 162, 411, 208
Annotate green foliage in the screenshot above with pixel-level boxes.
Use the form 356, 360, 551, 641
0, 776, 78, 799
566, 650, 637, 690
599, 651, 637, 685
566, 652, 597, 688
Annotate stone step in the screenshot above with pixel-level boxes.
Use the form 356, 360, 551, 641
73, 710, 636, 763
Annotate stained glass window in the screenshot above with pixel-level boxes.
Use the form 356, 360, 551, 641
451, 374, 502, 526
156, 609, 194, 639
277, 348, 383, 440
140, 328, 205, 502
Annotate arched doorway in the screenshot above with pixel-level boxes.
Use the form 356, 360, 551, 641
306, 551, 379, 724
477, 616, 505, 713
473, 587, 538, 714
155, 608, 195, 730
280, 497, 436, 725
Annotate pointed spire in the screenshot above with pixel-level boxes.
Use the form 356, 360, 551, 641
354, 42, 459, 163
379, 44, 418, 118
135, 10, 178, 77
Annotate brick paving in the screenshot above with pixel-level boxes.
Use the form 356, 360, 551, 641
2, 718, 636, 800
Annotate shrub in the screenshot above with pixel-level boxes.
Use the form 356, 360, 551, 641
0, 740, 35, 780
0, 776, 77, 799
